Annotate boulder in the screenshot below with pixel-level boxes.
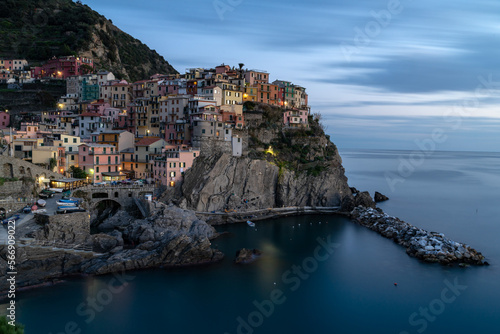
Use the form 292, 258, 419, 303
354, 191, 376, 208
92, 234, 120, 253
235, 248, 262, 264
374, 191, 389, 203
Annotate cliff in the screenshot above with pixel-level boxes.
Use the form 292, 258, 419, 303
0, 0, 177, 81
178, 103, 353, 212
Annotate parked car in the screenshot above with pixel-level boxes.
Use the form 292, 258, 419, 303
1, 214, 20, 225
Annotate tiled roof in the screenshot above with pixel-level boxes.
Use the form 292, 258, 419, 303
79, 112, 101, 117
135, 137, 161, 146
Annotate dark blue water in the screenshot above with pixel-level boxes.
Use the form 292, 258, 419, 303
3, 149, 500, 333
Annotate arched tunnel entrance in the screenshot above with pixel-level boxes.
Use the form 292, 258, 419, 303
91, 199, 122, 231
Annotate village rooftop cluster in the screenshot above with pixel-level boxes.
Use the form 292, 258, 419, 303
0, 56, 311, 187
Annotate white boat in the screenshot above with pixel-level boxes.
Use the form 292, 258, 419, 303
49, 188, 64, 193
37, 199, 46, 207
56, 201, 77, 206
247, 221, 255, 227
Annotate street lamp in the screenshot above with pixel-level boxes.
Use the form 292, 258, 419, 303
89, 168, 95, 185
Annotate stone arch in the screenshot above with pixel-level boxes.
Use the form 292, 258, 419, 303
26, 167, 32, 177
3, 163, 13, 178
92, 192, 109, 199
114, 192, 119, 198
19, 166, 25, 175
91, 199, 122, 227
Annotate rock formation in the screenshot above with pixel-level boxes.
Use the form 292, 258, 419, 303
234, 248, 262, 264
351, 206, 487, 266
0, 204, 223, 292
374, 191, 389, 202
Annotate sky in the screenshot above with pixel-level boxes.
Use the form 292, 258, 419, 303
80, 0, 500, 151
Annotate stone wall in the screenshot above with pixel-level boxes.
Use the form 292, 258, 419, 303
0, 155, 62, 180
196, 130, 249, 158
35, 212, 91, 246
0, 180, 24, 196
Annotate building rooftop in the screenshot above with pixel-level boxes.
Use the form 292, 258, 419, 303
135, 137, 162, 146
78, 143, 115, 148
79, 112, 101, 117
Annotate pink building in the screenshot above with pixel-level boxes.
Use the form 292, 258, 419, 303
32, 56, 94, 79
87, 100, 110, 115
16, 122, 39, 138
165, 120, 191, 145
283, 109, 309, 128
78, 143, 121, 183
215, 64, 231, 74
152, 148, 200, 187
1, 59, 28, 71
0, 111, 10, 129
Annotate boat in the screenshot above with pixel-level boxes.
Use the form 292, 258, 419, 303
56, 200, 78, 206
59, 198, 78, 203
37, 199, 46, 207
1, 214, 20, 225
247, 220, 255, 227
56, 207, 86, 214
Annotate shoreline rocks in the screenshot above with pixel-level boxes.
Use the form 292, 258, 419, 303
234, 248, 262, 264
374, 191, 389, 203
350, 206, 487, 266
0, 203, 224, 292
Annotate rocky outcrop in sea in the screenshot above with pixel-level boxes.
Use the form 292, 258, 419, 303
350, 206, 487, 266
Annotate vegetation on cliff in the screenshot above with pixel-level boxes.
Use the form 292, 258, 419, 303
0, 0, 177, 81
245, 102, 340, 177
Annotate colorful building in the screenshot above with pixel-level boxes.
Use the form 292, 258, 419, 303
0, 111, 10, 129
78, 143, 121, 183
152, 148, 200, 187
32, 56, 94, 79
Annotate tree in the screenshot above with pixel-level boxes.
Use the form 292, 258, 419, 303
0, 316, 24, 333
68, 166, 88, 179
49, 158, 57, 171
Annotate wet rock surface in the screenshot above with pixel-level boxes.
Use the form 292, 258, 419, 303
374, 191, 389, 203
351, 206, 487, 266
234, 248, 262, 264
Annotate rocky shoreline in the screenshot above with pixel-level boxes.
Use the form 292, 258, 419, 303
0, 203, 224, 292
350, 206, 488, 266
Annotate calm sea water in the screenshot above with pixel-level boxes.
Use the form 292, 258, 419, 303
3, 149, 500, 334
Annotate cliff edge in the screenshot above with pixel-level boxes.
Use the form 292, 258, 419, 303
177, 103, 352, 212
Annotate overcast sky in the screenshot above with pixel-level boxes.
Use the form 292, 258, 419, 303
80, 0, 500, 151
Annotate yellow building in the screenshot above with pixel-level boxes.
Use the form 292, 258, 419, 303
243, 86, 257, 102
218, 83, 243, 106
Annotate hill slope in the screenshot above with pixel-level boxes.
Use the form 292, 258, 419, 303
0, 0, 177, 81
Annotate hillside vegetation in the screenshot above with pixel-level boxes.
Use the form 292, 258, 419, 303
0, 0, 177, 81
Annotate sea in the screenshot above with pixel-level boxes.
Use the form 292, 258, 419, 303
3, 149, 500, 334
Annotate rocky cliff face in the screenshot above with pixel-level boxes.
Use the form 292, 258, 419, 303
178, 104, 353, 213
180, 152, 351, 212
